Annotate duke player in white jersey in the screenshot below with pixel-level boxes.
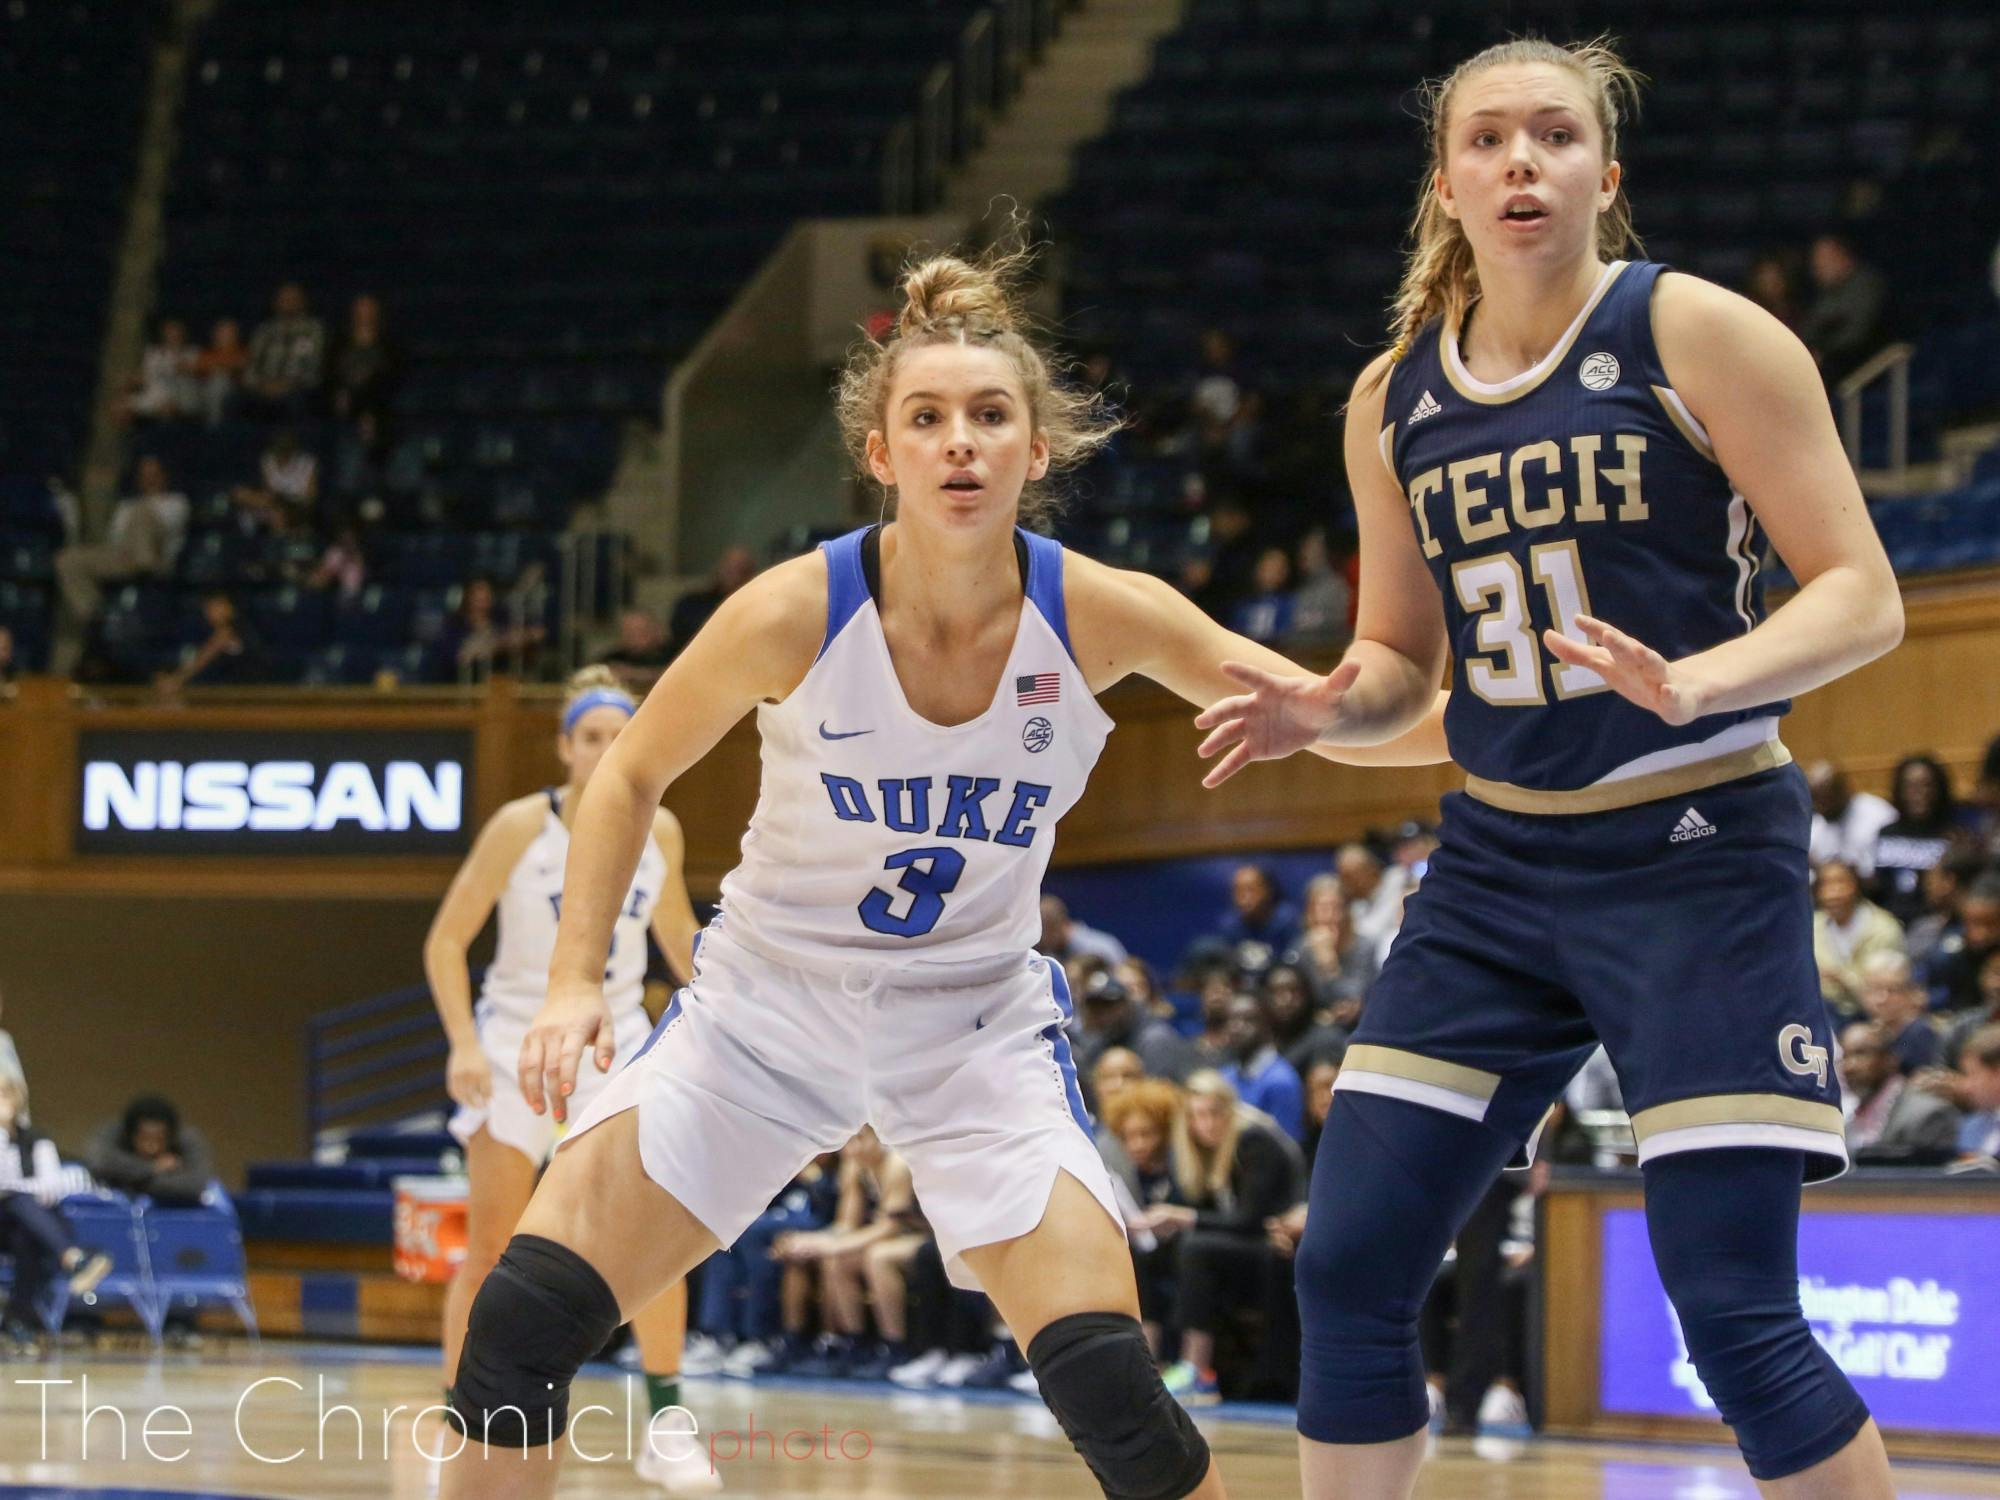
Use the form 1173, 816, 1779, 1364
436, 250, 1442, 1500
424, 666, 714, 1493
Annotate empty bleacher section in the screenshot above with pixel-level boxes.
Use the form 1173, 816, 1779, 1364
1045, 0, 2000, 584
0, 1, 161, 673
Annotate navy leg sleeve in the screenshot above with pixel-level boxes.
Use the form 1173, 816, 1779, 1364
1643, 1149, 1872, 1481
1295, 1093, 1518, 1445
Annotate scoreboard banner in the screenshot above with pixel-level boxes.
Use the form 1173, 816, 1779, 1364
76, 729, 474, 856
1599, 1204, 2000, 1437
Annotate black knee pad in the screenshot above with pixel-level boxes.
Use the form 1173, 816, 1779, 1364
1026, 1311, 1210, 1500
449, 1234, 623, 1448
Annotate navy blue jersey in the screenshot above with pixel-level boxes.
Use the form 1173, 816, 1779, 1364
1381, 260, 1786, 794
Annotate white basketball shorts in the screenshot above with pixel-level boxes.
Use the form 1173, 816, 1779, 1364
561, 922, 1123, 1288
450, 997, 653, 1166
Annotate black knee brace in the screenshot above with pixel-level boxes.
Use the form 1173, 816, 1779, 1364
449, 1234, 623, 1447
1026, 1311, 1211, 1500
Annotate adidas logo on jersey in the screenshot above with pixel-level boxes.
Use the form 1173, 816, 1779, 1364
1669, 807, 1718, 843
1407, 389, 1442, 426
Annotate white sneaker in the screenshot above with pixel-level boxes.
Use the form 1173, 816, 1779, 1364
636, 1439, 725, 1493
721, 1338, 778, 1379
681, 1334, 728, 1377
889, 1348, 950, 1388
934, 1352, 985, 1387
1476, 1382, 1530, 1432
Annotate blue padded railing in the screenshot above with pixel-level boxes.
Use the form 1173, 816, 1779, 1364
303, 979, 459, 1151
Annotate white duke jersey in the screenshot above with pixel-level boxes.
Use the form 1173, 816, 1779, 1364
479, 788, 665, 1020
717, 526, 1112, 970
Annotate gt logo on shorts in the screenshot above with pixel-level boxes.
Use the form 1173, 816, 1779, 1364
1778, 1023, 1828, 1089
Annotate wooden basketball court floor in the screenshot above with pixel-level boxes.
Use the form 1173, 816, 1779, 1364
1, 1343, 1996, 1498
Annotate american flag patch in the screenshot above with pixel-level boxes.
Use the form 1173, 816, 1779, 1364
1015, 672, 1061, 706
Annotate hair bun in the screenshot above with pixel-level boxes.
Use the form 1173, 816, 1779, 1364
897, 254, 1017, 340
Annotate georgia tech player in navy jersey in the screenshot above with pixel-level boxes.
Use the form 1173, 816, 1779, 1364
1197, 38, 1902, 1500
434, 248, 1441, 1500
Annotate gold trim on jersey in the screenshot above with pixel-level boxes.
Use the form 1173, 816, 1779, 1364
1629, 1092, 1845, 1144
1441, 261, 1631, 407
1649, 383, 1719, 464
1463, 738, 1793, 815
1342, 1045, 1501, 1104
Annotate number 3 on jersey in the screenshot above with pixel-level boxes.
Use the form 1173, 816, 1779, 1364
860, 846, 966, 938
1450, 541, 1608, 705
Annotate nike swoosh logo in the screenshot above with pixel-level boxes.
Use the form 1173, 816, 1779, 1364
974, 1016, 986, 1030
818, 721, 874, 740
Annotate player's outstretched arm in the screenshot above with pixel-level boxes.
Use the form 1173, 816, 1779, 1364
647, 806, 702, 984
423, 795, 545, 1110
1066, 351, 1450, 786
1543, 275, 1904, 724
524, 555, 824, 1120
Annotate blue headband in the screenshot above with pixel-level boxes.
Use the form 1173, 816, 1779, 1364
562, 687, 637, 735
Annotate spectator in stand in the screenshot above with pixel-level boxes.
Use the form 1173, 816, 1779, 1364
1744, 251, 1803, 330
595, 609, 673, 695
1099, 1078, 1187, 1357
683, 1161, 836, 1378
1799, 233, 1890, 387
1038, 893, 1127, 968
194, 316, 249, 426
120, 317, 201, 424
1909, 849, 1987, 969
0, 1077, 112, 1342
441, 575, 544, 681
53, 456, 189, 626
1807, 760, 1898, 876
1839, 1022, 1958, 1161
1955, 1026, 2000, 1163
668, 544, 757, 654
1264, 961, 1350, 1077
83, 1094, 215, 1206
1092, 1047, 1145, 1110
1230, 548, 1295, 644
1337, 841, 1408, 959
330, 293, 399, 428
1189, 963, 1235, 1068
1971, 734, 2000, 856
1218, 992, 1305, 1141
156, 590, 267, 693
1300, 1052, 1341, 1168
1287, 872, 1378, 1027
229, 428, 319, 535
769, 1129, 922, 1379
1813, 860, 1906, 1025
304, 524, 367, 600
1874, 755, 1966, 924
244, 281, 327, 417
0, 985, 26, 1123
1857, 953, 1942, 1075
1941, 950, 2000, 1071
1151, 1071, 1301, 1404
1113, 955, 1174, 1023
1287, 528, 1353, 647
1071, 970, 1195, 1105
1212, 863, 1300, 972
1927, 873, 2000, 1014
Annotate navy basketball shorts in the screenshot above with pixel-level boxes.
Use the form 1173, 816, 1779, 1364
1338, 765, 1846, 1180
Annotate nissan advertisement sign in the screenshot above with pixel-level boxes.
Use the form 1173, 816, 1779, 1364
77, 730, 473, 856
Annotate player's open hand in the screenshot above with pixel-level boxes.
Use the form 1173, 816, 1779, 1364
1194, 660, 1362, 788
1544, 614, 1704, 727
517, 982, 615, 1124
446, 1040, 493, 1110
